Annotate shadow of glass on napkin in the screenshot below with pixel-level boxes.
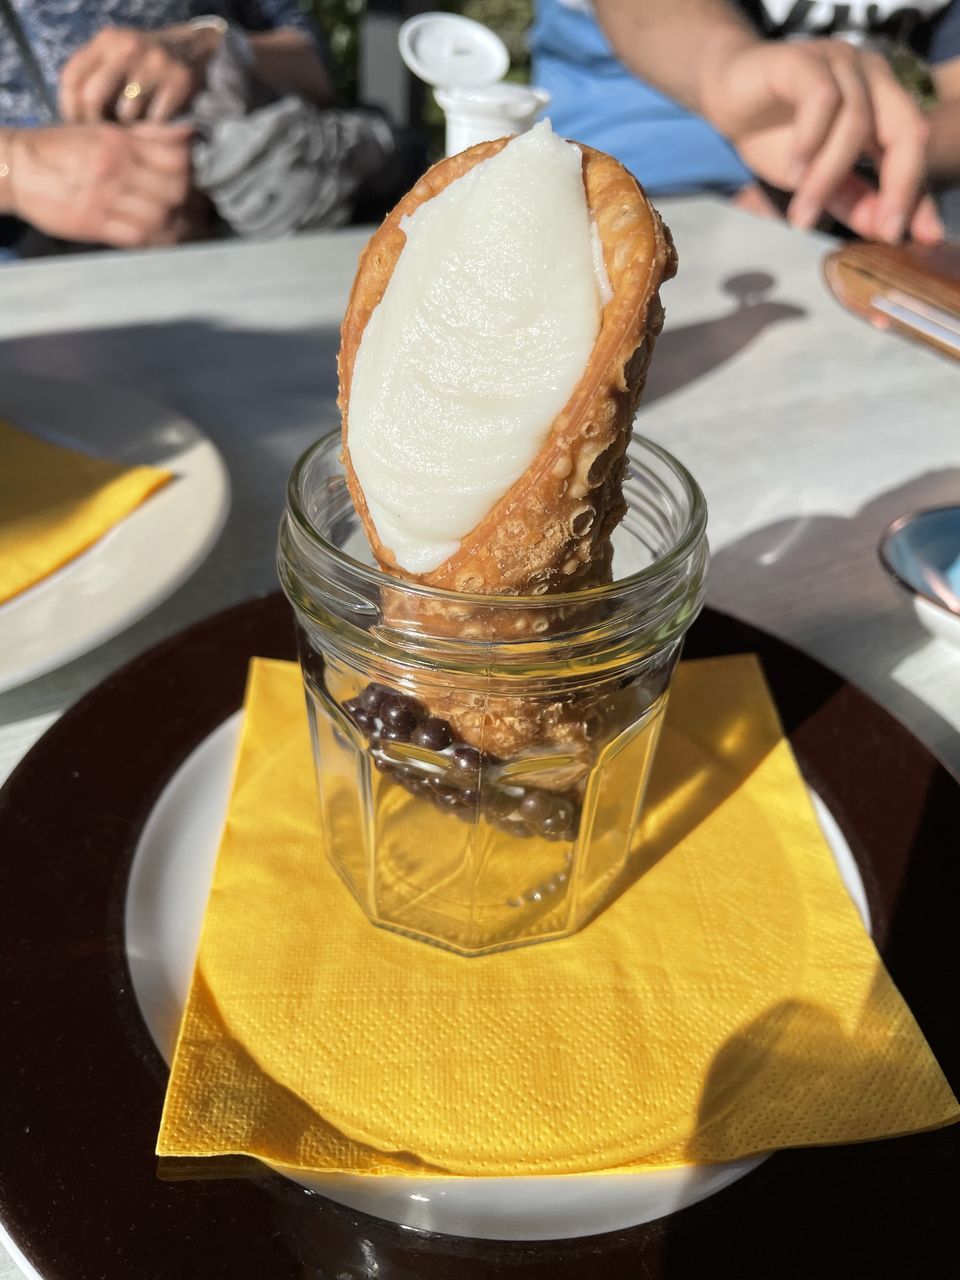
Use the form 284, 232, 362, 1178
600, 657, 785, 914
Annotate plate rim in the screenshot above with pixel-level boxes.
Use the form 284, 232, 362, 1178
0, 372, 231, 692
123, 707, 871, 1240
0, 594, 958, 1279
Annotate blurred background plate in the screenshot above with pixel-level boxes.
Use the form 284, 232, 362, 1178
0, 374, 229, 693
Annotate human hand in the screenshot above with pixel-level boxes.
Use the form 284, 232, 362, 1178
700, 38, 943, 244
6, 123, 194, 248
59, 24, 221, 125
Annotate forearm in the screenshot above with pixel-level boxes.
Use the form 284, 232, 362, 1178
594, 0, 759, 117
926, 100, 960, 180
247, 30, 333, 107
161, 21, 333, 107
928, 58, 960, 183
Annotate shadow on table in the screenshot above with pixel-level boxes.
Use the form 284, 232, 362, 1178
707, 469, 960, 760
642, 272, 806, 408
0, 377, 190, 471
0, 318, 341, 724
0, 274, 803, 447
0, 317, 341, 440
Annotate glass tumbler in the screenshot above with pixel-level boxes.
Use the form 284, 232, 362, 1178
278, 430, 707, 955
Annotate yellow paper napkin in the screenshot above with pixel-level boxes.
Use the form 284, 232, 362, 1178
0, 419, 171, 605
158, 656, 958, 1176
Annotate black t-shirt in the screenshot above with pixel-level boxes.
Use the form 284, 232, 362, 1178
740, 1, 960, 62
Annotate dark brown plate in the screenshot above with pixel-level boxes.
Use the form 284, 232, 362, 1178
0, 595, 957, 1280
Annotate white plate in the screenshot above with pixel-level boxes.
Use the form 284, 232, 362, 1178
125, 714, 870, 1242
0, 374, 229, 693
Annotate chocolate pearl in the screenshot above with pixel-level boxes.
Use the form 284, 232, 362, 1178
519, 789, 555, 824
428, 776, 457, 800
380, 724, 409, 744
373, 755, 393, 774
539, 802, 577, 839
553, 797, 576, 829
483, 788, 518, 820
381, 695, 421, 737
383, 692, 421, 718
352, 707, 375, 733
493, 817, 530, 839
343, 697, 363, 721
412, 717, 453, 751
360, 683, 390, 714
460, 788, 479, 808
449, 745, 484, 784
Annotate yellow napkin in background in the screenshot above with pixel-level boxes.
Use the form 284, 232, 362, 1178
0, 419, 171, 605
158, 657, 958, 1177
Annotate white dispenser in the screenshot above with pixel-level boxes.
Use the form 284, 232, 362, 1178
398, 13, 550, 156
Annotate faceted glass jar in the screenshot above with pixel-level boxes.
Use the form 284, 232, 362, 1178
278, 431, 707, 956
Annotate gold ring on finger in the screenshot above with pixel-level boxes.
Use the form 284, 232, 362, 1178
122, 81, 143, 100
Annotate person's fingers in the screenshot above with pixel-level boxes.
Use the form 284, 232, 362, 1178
111, 190, 172, 234
115, 65, 154, 124
788, 54, 875, 230
128, 130, 193, 210
131, 128, 193, 169
115, 47, 181, 123
909, 194, 945, 244
777, 51, 843, 183
99, 214, 160, 247
130, 135, 193, 193
76, 53, 129, 123
818, 171, 942, 245
144, 215, 193, 246
125, 156, 192, 206
129, 120, 194, 144
59, 48, 97, 124
821, 171, 885, 239
864, 58, 936, 243
146, 61, 195, 122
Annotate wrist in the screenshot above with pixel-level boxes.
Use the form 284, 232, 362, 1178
696, 28, 762, 130
159, 18, 225, 71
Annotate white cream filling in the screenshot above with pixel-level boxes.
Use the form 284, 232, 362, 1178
348, 120, 606, 574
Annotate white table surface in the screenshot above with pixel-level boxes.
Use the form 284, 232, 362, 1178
1, 198, 958, 1276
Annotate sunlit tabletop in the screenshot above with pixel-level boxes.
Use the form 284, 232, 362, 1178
0, 196, 958, 1276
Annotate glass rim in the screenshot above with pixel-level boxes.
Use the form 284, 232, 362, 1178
285, 428, 708, 609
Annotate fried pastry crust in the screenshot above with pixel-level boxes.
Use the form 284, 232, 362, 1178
339, 137, 676, 755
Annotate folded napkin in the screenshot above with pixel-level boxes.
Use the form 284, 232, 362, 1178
0, 420, 171, 605
157, 656, 958, 1177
